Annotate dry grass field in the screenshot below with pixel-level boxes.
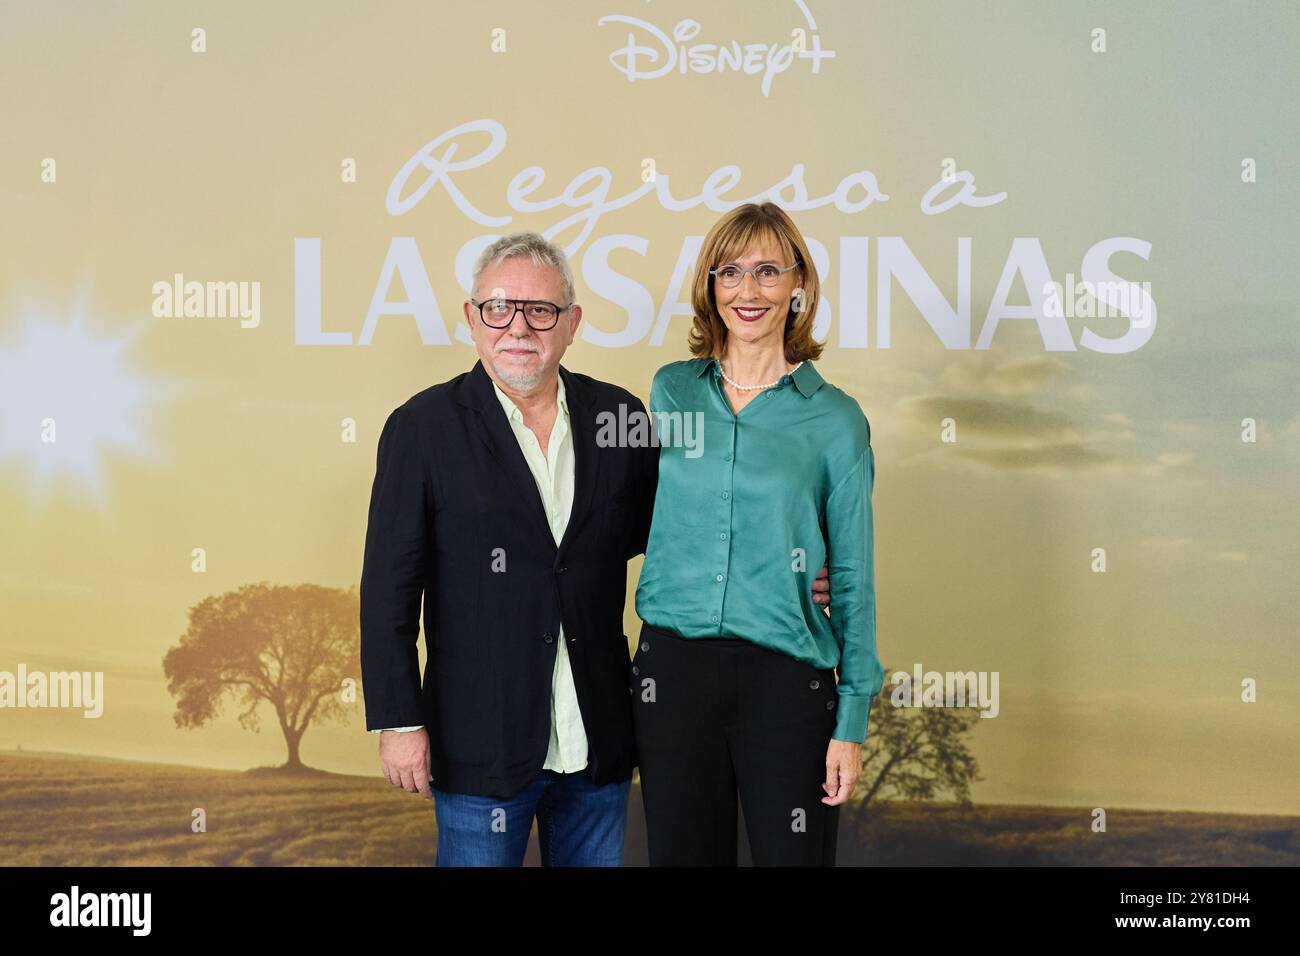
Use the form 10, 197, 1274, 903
2, 751, 1294, 866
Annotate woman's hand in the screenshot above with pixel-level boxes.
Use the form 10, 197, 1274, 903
822, 738, 861, 805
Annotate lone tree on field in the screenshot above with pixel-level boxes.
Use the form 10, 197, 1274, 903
852, 668, 983, 809
164, 582, 360, 770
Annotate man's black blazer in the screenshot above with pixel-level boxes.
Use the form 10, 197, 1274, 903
360, 358, 658, 798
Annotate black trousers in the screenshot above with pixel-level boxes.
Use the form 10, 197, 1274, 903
631, 620, 841, 866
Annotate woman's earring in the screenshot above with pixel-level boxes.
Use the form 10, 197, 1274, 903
791, 287, 805, 313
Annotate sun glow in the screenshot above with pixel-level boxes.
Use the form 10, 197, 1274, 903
0, 310, 171, 507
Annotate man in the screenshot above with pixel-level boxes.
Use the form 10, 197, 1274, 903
360, 232, 828, 866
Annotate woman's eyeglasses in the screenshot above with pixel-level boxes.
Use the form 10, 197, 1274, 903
708, 262, 799, 288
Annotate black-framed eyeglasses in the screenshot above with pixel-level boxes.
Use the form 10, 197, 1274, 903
708, 262, 799, 288
470, 297, 572, 331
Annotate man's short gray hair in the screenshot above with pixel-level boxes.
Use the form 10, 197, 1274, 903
471, 233, 576, 306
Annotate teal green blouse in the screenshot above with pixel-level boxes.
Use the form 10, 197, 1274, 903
634, 357, 884, 743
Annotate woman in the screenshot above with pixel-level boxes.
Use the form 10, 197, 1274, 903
632, 201, 883, 866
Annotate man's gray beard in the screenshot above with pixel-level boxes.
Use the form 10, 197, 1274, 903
492, 354, 545, 392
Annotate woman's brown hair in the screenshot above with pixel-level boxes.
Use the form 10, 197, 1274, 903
687, 201, 823, 363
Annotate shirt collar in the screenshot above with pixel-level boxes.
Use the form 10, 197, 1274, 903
697, 356, 824, 398
492, 373, 568, 424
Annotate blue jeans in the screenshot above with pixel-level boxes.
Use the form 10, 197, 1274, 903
432, 768, 631, 866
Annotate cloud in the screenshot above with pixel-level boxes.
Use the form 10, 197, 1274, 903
1, 649, 159, 683
895, 395, 1195, 475
940, 355, 1073, 396
956, 441, 1115, 470
903, 394, 1077, 438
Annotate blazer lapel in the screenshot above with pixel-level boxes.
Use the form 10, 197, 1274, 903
462, 360, 554, 549
557, 363, 600, 563
459, 360, 603, 558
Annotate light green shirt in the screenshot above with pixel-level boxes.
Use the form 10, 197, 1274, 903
491, 374, 589, 772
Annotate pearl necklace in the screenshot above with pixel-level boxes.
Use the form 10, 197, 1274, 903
720, 359, 803, 391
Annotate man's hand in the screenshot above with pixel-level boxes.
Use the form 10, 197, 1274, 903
379, 728, 433, 799
822, 737, 861, 805
812, 564, 831, 608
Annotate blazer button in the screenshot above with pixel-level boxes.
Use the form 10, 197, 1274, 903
556, 565, 567, 574
631, 666, 639, 676
825, 699, 836, 710
809, 679, 820, 690
640, 641, 650, 652
543, 631, 554, 643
